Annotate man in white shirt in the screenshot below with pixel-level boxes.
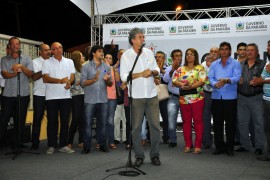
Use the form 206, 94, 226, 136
42, 42, 75, 154
201, 47, 219, 149
30, 44, 51, 150
120, 27, 161, 166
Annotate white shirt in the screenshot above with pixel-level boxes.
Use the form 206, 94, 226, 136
42, 56, 75, 100
33, 56, 47, 96
120, 47, 160, 98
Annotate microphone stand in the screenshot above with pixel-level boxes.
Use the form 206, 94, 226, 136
5, 50, 39, 160
106, 45, 146, 176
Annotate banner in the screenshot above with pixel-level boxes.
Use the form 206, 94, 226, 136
103, 15, 270, 64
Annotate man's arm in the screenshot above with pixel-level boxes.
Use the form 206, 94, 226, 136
32, 71, 42, 81
82, 70, 100, 87
132, 68, 153, 80
21, 65, 33, 78
43, 74, 68, 84
163, 66, 172, 83
1, 70, 17, 79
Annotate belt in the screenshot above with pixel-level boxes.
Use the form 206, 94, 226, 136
169, 92, 179, 97
238, 92, 263, 97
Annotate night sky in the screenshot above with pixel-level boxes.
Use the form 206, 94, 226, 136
0, 0, 269, 50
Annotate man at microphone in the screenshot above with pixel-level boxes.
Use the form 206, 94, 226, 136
0, 37, 33, 148
120, 27, 161, 166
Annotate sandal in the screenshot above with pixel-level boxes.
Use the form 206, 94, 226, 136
193, 148, 201, 154
95, 144, 100, 149
184, 147, 191, 153
109, 144, 117, 149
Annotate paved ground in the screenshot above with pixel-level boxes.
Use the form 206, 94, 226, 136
0, 132, 270, 180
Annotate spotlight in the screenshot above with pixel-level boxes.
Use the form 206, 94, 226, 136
176, 6, 182, 13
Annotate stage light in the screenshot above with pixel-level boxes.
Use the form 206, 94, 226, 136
176, 6, 182, 13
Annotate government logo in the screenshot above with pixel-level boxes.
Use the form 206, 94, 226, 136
110, 29, 117, 35
201, 24, 209, 32
236, 22, 244, 30
169, 26, 176, 33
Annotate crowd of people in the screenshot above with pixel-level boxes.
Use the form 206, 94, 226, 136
0, 28, 270, 166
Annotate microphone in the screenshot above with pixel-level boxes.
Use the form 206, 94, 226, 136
18, 49, 22, 54
139, 43, 145, 51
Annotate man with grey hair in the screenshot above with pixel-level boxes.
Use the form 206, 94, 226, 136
236, 43, 265, 156
120, 27, 161, 166
201, 46, 220, 149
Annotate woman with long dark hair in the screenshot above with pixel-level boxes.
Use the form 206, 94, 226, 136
173, 48, 207, 154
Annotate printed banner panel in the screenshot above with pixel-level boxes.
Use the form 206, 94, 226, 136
103, 15, 270, 63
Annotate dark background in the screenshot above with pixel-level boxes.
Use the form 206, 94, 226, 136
0, 0, 269, 50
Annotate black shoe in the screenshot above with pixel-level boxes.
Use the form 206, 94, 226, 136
122, 141, 127, 144
255, 149, 263, 156
151, 156, 161, 166
114, 140, 120, 144
81, 148, 90, 154
212, 149, 226, 155
134, 158, 144, 167
235, 147, 249, 152
100, 146, 109, 152
203, 145, 211, 149
20, 144, 28, 148
257, 155, 270, 161
162, 136, 169, 144
30, 144, 39, 150
234, 141, 241, 146
168, 142, 177, 148
226, 150, 234, 156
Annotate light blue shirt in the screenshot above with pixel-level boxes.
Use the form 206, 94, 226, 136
1, 54, 33, 97
80, 60, 111, 104
261, 64, 270, 101
208, 57, 241, 100
163, 65, 179, 95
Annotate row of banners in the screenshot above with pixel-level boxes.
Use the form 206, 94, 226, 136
103, 15, 270, 63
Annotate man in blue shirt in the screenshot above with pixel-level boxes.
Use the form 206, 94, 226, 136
208, 42, 241, 156
80, 45, 112, 154
163, 49, 182, 148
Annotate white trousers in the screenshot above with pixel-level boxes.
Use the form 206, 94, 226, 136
114, 104, 126, 141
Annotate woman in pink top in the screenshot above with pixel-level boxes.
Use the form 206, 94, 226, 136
104, 54, 120, 149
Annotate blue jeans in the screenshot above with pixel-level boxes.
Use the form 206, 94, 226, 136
84, 103, 108, 149
167, 95, 180, 143
141, 117, 148, 139
107, 99, 117, 144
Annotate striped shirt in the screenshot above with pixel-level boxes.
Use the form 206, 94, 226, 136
261, 62, 270, 101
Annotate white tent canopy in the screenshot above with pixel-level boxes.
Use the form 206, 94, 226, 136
70, 0, 157, 16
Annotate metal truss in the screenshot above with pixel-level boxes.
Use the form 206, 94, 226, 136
91, 4, 270, 46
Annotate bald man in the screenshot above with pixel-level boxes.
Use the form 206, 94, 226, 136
201, 47, 220, 149
42, 42, 75, 154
